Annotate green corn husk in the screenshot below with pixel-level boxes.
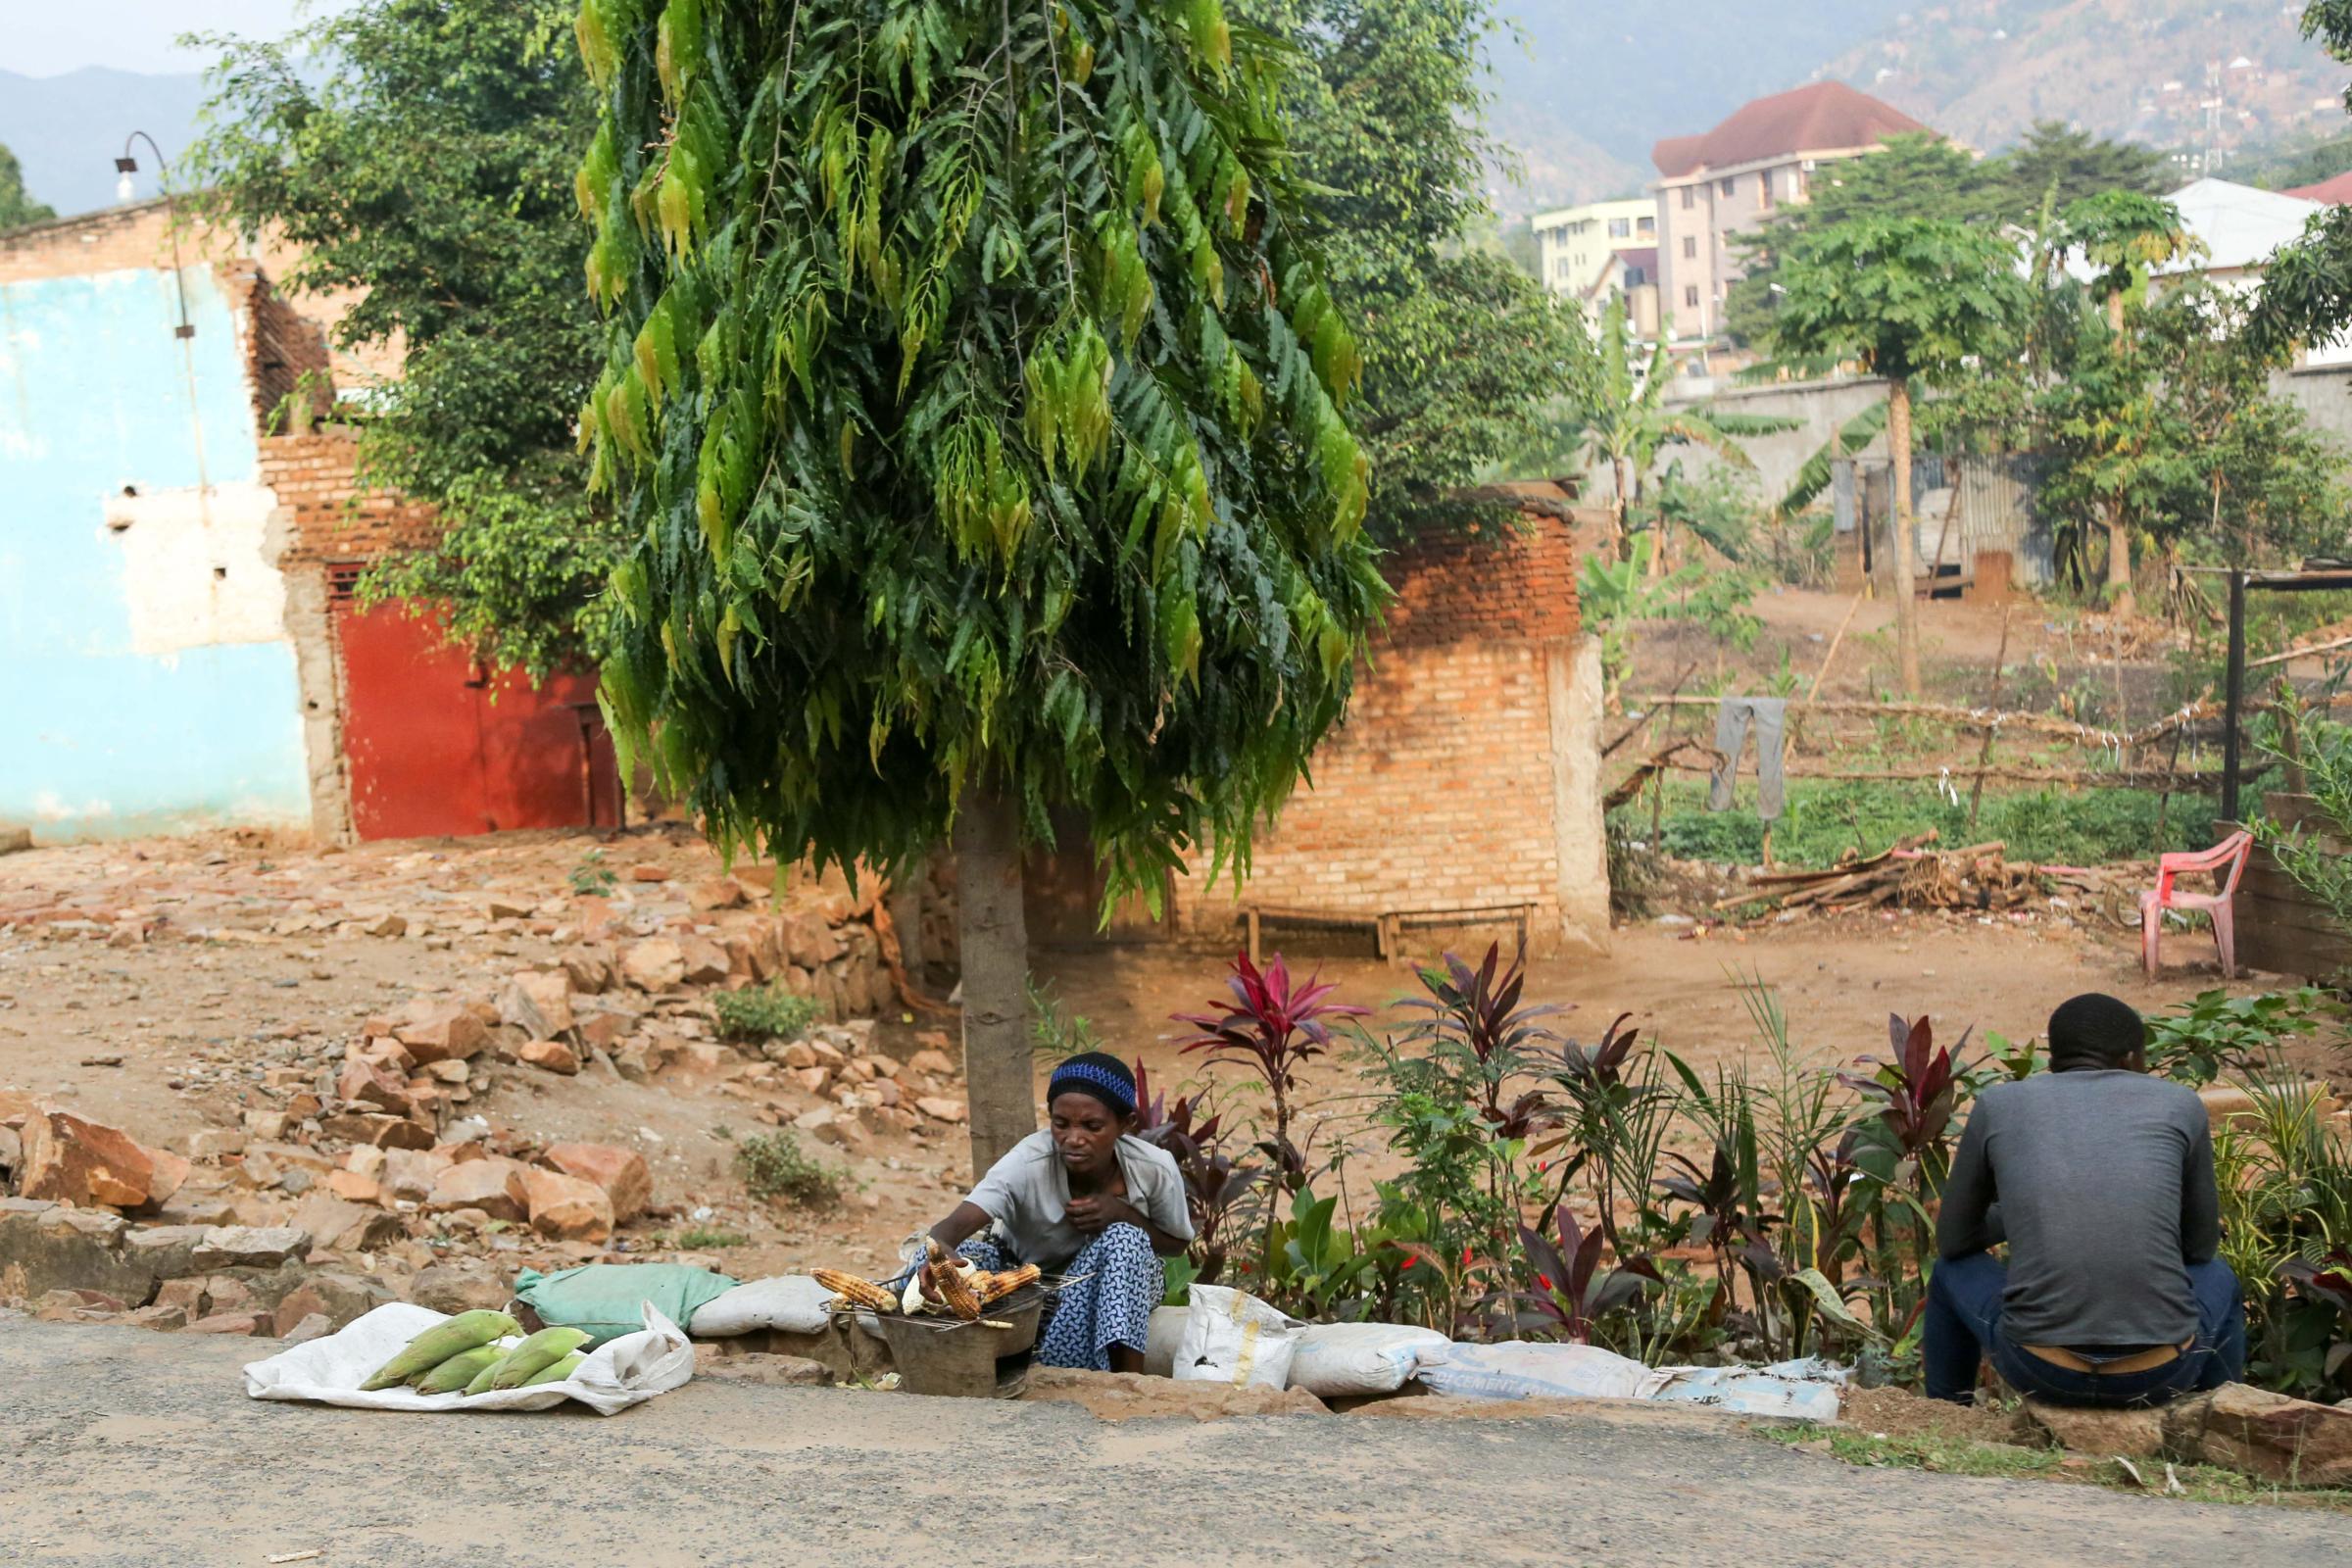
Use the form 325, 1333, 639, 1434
489, 1327, 594, 1390
359, 1310, 520, 1391
412, 1345, 508, 1395
519, 1350, 587, 1388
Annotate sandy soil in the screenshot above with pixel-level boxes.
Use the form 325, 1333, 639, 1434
2, 819, 2315, 1287
8, 1318, 2347, 1567
1035, 906, 2303, 1166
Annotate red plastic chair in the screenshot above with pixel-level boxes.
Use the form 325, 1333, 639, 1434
2140, 831, 2253, 981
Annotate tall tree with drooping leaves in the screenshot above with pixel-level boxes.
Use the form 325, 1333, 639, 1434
1768, 217, 2030, 697
1246, 0, 1581, 537
580, 0, 1389, 1170
2048, 191, 2192, 615
0, 143, 55, 230
181, 0, 619, 680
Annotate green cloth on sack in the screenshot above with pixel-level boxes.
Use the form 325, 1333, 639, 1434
514, 1263, 739, 1348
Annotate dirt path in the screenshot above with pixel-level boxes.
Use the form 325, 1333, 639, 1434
7, 1319, 2346, 1567
1035, 908, 2295, 1161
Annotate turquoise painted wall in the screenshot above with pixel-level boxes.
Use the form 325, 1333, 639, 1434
0, 266, 311, 839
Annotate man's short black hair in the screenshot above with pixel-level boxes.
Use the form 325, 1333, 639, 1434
2047, 993, 2146, 1071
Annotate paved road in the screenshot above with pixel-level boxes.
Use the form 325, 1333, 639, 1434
6, 1319, 2347, 1567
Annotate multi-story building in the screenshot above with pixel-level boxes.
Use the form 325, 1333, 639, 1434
1530, 197, 1656, 317
1652, 81, 1928, 344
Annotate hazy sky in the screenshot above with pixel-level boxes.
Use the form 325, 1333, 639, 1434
11, 1, 352, 76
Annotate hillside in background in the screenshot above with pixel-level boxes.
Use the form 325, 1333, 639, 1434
0, 69, 206, 220
1823, 0, 2347, 172
1486, 0, 2348, 214
1483, 0, 1915, 211
9, 3, 2350, 229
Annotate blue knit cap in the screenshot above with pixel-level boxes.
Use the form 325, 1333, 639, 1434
1048, 1052, 1137, 1117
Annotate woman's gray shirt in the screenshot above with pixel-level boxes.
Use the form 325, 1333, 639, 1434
963, 1131, 1194, 1270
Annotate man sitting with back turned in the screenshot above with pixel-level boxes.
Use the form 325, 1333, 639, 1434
1925, 992, 2245, 1406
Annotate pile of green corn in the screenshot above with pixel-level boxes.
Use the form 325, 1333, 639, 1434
360, 1310, 590, 1396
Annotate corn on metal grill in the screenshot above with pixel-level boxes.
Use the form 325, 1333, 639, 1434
858, 1271, 1090, 1332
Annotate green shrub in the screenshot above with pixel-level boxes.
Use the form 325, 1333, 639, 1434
2145, 988, 2342, 1086
713, 982, 825, 1043
734, 1131, 844, 1206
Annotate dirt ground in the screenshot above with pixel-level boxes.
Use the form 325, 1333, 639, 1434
0, 815, 2303, 1288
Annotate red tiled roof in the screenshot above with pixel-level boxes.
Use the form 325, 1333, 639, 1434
1613, 245, 1659, 272
1653, 81, 1930, 177
1652, 135, 1704, 179
2285, 171, 2352, 205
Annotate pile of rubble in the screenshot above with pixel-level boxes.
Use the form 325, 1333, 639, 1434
0, 839, 976, 1337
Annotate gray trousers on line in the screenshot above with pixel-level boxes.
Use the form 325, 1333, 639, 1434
1708, 697, 1788, 822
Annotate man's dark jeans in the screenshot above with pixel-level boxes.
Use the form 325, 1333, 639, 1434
1923, 1250, 2246, 1406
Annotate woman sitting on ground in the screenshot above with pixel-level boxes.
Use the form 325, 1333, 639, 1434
914, 1052, 1193, 1372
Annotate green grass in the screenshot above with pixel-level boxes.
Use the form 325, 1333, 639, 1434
1759, 1424, 2352, 1511
1628, 779, 2220, 871
672, 1225, 751, 1250
713, 981, 826, 1043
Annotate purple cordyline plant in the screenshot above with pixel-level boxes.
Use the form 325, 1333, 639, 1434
1171, 952, 1367, 1189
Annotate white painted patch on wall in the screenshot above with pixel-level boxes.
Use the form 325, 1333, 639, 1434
31, 791, 114, 823
102, 480, 288, 656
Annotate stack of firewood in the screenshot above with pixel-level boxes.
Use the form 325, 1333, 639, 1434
1715, 831, 2108, 916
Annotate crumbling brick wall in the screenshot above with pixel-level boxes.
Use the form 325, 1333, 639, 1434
259, 430, 441, 568
1166, 512, 1610, 957
226, 262, 336, 433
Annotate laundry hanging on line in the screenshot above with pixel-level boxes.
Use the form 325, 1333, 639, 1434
1707, 697, 1788, 823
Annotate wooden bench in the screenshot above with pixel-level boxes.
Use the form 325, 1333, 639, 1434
1240, 903, 1538, 965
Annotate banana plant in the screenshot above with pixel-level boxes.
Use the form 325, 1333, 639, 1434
1568, 297, 1792, 572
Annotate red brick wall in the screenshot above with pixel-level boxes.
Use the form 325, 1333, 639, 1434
1379, 514, 1582, 650
1169, 512, 1603, 956
260, 431, 441, 567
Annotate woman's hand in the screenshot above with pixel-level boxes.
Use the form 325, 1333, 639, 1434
1065, 1195, 1140, 1235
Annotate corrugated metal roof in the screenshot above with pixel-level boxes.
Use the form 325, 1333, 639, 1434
2160, 177, 2324, 273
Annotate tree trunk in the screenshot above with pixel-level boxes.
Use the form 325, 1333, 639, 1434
1612, 455, 1632, 563
953, 786, 1033, 1178
1887, 380, 1923, 698
2104, 288, 2136, 617
885, 876, 925, 981
2105, 501, 2135, 618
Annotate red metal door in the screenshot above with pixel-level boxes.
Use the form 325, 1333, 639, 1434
330, 584, 619, 840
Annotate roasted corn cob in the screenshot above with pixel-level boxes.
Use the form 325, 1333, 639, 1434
924, 1239, 984, 1321
976, 1263, 1041, 1305
359, 1310, 520, 1391
812, 1268, 900, 1313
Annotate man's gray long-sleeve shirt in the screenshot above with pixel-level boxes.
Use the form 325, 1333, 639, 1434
1936, 1069, 2220, 1349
